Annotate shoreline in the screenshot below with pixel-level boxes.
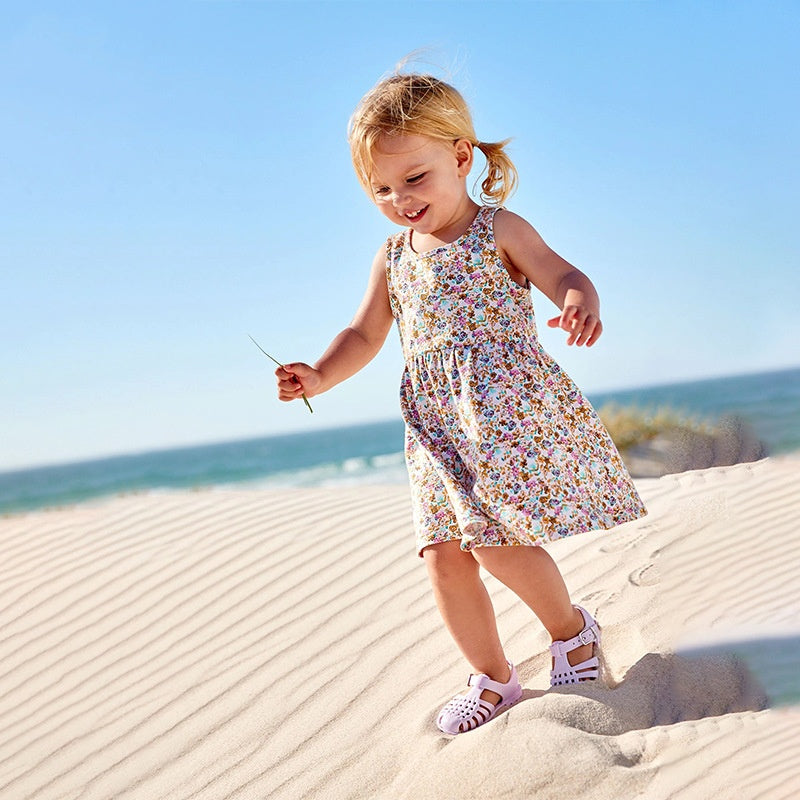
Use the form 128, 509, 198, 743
3, 449, 799, 520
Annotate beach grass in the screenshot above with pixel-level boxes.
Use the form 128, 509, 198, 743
597, 404, 712, 451
598, 403, 766, 477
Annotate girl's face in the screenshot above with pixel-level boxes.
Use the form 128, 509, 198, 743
369, 134, 475, 242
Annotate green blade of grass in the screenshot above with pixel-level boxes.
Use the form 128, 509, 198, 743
249, 334, 313, 413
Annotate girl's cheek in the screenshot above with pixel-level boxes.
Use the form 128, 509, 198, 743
376, 199, 398, 216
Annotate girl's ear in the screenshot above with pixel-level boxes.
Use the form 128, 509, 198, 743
454, 138, 474, 176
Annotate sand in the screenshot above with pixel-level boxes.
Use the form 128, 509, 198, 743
1, 456, 798, 800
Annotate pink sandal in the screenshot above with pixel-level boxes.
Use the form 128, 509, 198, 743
436, 662, 523, 734
549, 605, 601, 686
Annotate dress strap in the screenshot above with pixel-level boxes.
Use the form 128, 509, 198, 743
479, 203, 502, 226
468, 205, 502, 242
385, 230, 406, 323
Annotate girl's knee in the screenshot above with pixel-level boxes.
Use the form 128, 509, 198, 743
422, 540, 478, 584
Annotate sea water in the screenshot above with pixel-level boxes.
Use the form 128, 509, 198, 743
1, 366, 798, 515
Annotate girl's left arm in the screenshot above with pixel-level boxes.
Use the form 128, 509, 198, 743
494, 210, 603, 347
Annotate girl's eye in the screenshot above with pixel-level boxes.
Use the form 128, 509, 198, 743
374, 186, 390, 196
407, 173, 425, 184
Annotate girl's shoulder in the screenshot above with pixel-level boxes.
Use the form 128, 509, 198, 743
491, 207, 538, 239
491, 208, 543, 256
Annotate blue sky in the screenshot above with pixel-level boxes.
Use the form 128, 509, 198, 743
2, 0, 798, 470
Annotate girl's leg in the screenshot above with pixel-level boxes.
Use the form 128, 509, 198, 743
470, 545, 594, 670
422, 540, 511, 706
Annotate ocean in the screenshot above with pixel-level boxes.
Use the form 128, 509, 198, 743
1, 366, 798, 515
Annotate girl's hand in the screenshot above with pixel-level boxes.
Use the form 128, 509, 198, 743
547, 305, 603, 347
275, 362, 322, 402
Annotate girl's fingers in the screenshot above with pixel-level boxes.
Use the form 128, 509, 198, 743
279, 377, 304, 392
565, 311, 587, 345
549, 309, 603, 345
574, 322, 593, 346
570, 313, 589, 344
275, 367, 304, 401
278, 385, 305, 402
577, 317, 603, 346
547, 310, 577, 331
589, 319, 602, 345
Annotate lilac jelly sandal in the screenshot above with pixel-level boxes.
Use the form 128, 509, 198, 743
437, 662, 523, 735
549, 605, 601, 686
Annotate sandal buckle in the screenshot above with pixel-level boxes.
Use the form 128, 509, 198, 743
578, 628, 595, 646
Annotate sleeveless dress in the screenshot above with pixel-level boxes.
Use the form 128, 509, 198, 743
385, 205, 647, 555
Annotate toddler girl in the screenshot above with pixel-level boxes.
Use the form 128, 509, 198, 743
275, 73, 646, 734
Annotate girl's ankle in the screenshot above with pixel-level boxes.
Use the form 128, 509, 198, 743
474, 661, 511, 684
548, 607, 585, 642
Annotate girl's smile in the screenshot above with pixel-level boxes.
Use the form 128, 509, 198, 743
404, 206, 428, 221
369, 134, 479, 252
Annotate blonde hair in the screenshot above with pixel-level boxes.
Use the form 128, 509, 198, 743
348, 73, 518, 205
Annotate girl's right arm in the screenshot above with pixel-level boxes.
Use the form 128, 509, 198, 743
275, 246, 394, 403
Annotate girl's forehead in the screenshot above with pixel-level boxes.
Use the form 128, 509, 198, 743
373, 133, 445, 159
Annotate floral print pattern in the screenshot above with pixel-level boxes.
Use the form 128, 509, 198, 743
385, 206, 647, 555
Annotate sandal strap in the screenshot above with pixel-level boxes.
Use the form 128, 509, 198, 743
551, 655, 600, 674
441, 694, 495, 716
549, 627, 598, 658
548, 606, 600, 658
467, 670, 515, 698
550, 660, 600, 684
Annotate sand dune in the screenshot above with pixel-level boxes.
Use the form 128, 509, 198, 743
1, 457, 798, 799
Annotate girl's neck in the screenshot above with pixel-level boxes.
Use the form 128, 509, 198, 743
409, 199, 481, 255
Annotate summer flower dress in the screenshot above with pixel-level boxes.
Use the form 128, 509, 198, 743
385, 205, 647, 555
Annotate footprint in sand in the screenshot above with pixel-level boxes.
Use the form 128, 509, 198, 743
629, 561, 660, 586
600, 523, 658, 553
581, 589, 622, 606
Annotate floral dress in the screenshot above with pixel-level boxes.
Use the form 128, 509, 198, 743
385, 205, 647, 555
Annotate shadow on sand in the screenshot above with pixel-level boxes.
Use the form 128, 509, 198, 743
511, 637, 797, 736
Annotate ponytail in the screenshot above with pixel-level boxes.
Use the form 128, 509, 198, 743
475, 139, 518, 206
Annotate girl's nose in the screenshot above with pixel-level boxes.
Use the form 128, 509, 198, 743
391, 190, 410, 207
